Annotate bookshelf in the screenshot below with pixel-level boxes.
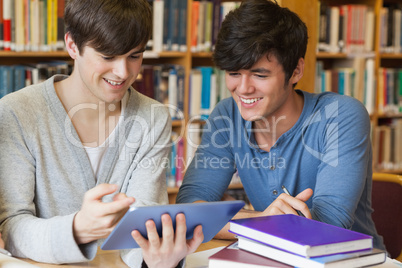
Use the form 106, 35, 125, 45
316, 0, 402, 175
6, 0, 399, 204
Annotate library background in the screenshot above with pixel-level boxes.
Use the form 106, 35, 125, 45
0, 0, 401, 204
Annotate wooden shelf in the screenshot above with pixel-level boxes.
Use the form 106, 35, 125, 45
316, 52, 349, 59
192, 52, 213, 58
0, 51, 69, 57
380, 53, 402, 59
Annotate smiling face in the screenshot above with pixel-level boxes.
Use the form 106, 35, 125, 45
66, 33, 144, 104
226, 54, 303, 122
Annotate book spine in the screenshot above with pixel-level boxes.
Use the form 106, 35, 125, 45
0, 0, 3, 50
0, 65, 14, 97
175, 136, 184, 187
3, 0, 11, 50
178, 0, 187, 52
168, 66, 178, 119
190, 1, 199, 52
196, 0, 205, 52
13, 65, 26, 91
162, 0, 169, 51
56, 0, 64, 50
199, 66, 212, 119
170, 0, 179, 51
152, 0, 164, 53
15, 0, 24, 52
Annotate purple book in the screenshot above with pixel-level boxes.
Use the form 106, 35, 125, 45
229, 214, 373, 257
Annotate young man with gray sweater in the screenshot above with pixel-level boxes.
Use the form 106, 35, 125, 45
0, 1, 202, 267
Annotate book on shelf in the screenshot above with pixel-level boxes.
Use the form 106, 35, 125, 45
166, 131, 186, 188
229, 214, 373, 258
190, 0, 240, 52
0, 0, 65, 52
0, 65, 14, 98
373, 119, 402, 171
152, 0, 164, 53
190, 0, 200, 52
315, 57, 375, 115
177, 0, 187, 52
238, 236, 386, 268
317, 3, 375, 54
3, 0, 11, 50
132, 64, 185, 121
0, 61, 71, 99
208, 241, 292, 268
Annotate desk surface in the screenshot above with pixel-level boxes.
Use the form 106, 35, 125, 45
21, 239, 233, 267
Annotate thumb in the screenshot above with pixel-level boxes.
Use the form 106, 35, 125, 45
187, 225, 204, 254
295, 188, 313, 202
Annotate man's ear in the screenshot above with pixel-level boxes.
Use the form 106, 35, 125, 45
289, 58, 305, 84
65, 32, 79, 60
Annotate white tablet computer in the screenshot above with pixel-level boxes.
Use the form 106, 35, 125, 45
101, 200, 245, 250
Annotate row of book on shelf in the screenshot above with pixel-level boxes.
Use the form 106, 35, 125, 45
373, 118, 402, 172
318, 1, 402, 54
0, 61, 71, 98
380, 4, 402, 54
315, 58, 376, 114
0, 0, 65, 52
148, 0, 188, 52
134, 64, 231, 121
209, 214, 387, 268
189, 0, 240, 53
316, 58, 402, 116
317, 2, 374, 54
149, 0, 240, 53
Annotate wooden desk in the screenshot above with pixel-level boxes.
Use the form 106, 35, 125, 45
21, 240, 233, 267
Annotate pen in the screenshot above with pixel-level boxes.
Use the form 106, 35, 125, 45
281, 185, 306, 217
0, 248, 12, 257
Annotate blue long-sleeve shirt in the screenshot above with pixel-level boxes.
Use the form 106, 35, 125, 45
177, 90, 385, 250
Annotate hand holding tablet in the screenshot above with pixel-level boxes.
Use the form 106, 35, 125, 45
101, 200, 245, 250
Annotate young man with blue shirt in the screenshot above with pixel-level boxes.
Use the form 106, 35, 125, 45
176, 0, 385, 251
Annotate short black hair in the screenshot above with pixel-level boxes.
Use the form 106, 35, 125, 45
213, 0, 308, 84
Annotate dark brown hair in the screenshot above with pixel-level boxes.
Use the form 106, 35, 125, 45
213, 0, 308, 85
64, 0, 152, 55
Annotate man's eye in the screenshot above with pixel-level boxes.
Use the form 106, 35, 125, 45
102, 56, 114, 60
228, 72, 240, 76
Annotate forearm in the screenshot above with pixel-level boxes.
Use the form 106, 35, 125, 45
2, 214, 96, 264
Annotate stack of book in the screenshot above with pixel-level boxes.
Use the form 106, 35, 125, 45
209, 214, 386, 268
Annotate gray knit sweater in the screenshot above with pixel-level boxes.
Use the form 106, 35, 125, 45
0, 75, 171, 267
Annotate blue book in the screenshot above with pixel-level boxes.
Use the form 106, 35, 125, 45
13, 65, 26, 92
162, 0, 170, 51
198, 66, 213, 120
0, 66, 14, 98
230, 214, 373, 258
169, 0, 179, 51
178, 0, 187, 52
338, 71, 345, 95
